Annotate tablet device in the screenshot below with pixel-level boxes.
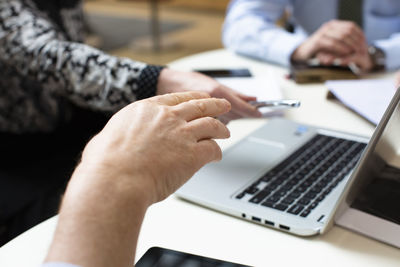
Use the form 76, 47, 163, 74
135, 247, 250, 267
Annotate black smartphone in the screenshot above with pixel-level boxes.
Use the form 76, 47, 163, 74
195, 68, 252, 78
135, 247, 250, 267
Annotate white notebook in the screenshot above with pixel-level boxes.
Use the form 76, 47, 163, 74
326, 79, 397, 125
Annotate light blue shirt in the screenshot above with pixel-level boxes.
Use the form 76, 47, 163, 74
222, 0, 400, 70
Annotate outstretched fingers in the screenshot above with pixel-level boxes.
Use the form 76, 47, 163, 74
186, 117, 230, 141
174, 97, 231, 122
194, 139, 223, 166
151, 91, 211, 106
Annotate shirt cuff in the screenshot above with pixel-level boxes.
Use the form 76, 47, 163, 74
135, 65, 165, 100
263, 31, 307, 67
373, 37, 400, 70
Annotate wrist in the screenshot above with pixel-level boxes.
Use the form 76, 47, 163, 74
156, 68, 186, 95
69, 160, 155, 208
368, 46, 386, 71
291, 39, 315, 63
291, 46, 307, 63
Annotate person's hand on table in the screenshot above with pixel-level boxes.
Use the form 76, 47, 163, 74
316, 49, 373, 73
157, 68, 262, 124
45, 92, 231, 267
291, 20, 368, 65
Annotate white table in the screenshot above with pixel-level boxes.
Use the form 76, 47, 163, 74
1, 49, 399, 267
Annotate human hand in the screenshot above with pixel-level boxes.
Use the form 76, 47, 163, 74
80, 91, 231, 204
46, 92, 231, 267
156, 68, 262, 124
316, 49, 373, 73
291, 20, 367, 62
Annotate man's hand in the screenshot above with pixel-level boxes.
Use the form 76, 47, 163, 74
291, 20, 367, 63
82, 91, 232, 203
46, 92, 231, 267
316, 49, 373, 73
157, 68, 262, 124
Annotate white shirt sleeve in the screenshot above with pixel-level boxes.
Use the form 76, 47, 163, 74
374, 34, 400, 70
222, 0, 307, 66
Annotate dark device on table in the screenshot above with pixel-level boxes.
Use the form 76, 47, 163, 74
195, 68, 252, 78
135, 247, 250, 267
290, 62, 358, 84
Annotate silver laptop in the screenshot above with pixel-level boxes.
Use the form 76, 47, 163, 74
177, 88, 400, 247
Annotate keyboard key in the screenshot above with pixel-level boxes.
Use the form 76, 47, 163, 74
281, 197, 296, 205
236, 192, 245, 199
261, 175, 273, 182
275, 189, 290, 197
300, 209, 311, 217
304, 191, 317, 199
322, 188, 332, 196
288, 204, 305, 215
261, 201, 274, 208
310, 186, 322, 194
266, 195, 281, 203
288, 191, 301, 199
249, 190, 271, 204
245, 187, 259, 195
298, 198, 311, 205
265, 183, 279, 190
274, 203, 289, 211
309, 202, 319, 210
302, 179, 314, 187
287, 179, 299, 186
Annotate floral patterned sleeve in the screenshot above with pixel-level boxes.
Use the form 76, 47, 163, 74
0, 0, 163, 133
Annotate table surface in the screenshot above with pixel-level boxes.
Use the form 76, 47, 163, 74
1, 49, 399, 267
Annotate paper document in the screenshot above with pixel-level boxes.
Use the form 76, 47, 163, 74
326, 79, 397, 125
216, 77, 283, 116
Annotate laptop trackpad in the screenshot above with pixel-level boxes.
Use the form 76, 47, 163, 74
188, 137, 287, 194
222, 137, 285, 178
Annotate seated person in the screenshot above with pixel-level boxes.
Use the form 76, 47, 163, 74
0, 0, 261, 245
223, 0, 400, 72
42, 92, 231, 267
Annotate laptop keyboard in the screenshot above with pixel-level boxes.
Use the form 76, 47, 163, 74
235, 134, 367, 218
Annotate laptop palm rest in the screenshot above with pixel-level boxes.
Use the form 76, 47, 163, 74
179, 137, 287, 200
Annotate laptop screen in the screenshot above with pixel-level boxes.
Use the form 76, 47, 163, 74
345, 89, 400, 225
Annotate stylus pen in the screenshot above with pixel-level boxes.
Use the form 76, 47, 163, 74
249, 100, 301, 109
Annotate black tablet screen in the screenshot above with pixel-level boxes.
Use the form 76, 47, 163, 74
136, 247, 250, 267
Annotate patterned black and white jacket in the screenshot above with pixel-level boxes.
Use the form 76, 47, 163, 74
0, 0, 163, 133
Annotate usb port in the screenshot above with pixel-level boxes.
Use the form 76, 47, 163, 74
251, 216, 261, 222
264, 220, 274, 226
279, 224, 290, 231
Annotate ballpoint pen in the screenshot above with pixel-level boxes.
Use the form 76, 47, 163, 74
309, 58, 361, 76
333, 59, 361, 76
347, 62, 361, 76
249, 100, 301, 109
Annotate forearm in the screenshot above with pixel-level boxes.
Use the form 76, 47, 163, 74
45, 163, 151, 267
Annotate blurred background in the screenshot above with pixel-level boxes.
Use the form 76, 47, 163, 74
84, 0, 230, 65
